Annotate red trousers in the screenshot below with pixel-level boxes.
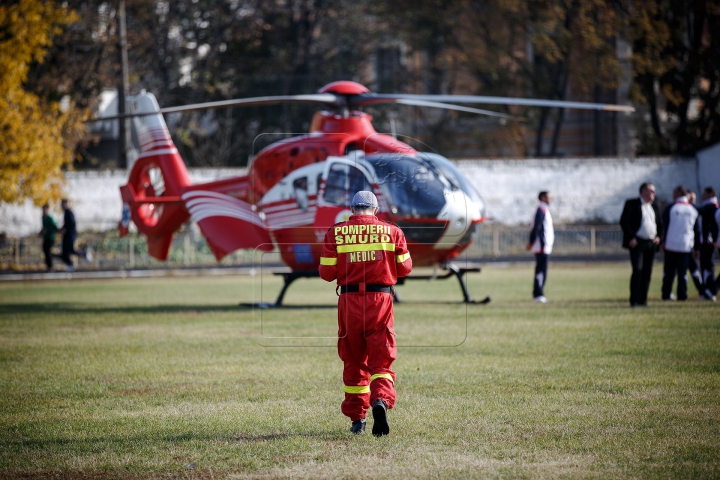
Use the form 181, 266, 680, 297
337, 292, 397, 421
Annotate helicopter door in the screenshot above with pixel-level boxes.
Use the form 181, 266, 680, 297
314, 158, 374, 234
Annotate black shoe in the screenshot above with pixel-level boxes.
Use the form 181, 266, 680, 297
350, 419, 366, 434
371, 400, 389, 437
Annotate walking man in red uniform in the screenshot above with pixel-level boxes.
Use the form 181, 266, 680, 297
319, 191, 412, 436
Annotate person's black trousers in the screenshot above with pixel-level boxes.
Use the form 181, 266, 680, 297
700, 244, 717, 296
662, 250, 691, 300
60, 234, 78, 267
688, 256, 703, 294
533, 253, 549, 298
42, 239, 54, 270
629, 239, 656, 305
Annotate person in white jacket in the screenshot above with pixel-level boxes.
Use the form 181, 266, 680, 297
661, 185, 700, 301
526, 191, 554, 303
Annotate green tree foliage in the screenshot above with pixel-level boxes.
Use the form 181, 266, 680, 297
0, 1, 85, 205
22, 0, 717, 168
630, 0, 720, 155
374, 0, 629, 156
120, 0, 373, 166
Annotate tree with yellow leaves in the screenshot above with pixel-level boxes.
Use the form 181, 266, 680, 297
0, 1, 85, 206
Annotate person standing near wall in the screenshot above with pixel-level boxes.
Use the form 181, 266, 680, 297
620, 182, 662, 307
686, 191, 705, 296
58, 199, 92, 272
698, 187, 718, 301
661, 185, 700, 301
39, 204, 58, 272
526, 191, 554, 303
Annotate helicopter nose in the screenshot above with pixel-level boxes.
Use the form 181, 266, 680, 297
433, 191, 480, 249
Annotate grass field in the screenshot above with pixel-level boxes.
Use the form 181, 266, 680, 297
1, 263, 719, 479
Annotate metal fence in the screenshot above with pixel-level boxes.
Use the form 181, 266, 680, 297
466, 225, 624, 257
0, 225, 625, 272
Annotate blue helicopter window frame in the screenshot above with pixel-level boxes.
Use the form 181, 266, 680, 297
322, 162, 372, 207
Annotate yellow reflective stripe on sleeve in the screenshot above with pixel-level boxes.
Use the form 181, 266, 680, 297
370, 373, 394, 383
343, 385, 370, 394
320, 257, 337, 265
337, 243, 395, 254
395, 252, 410, 263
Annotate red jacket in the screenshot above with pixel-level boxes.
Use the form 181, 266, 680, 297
319, 214, 412, 285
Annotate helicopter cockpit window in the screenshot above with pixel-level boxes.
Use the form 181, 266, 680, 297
323, 163, 372, 207
366, 154, 447, 218
418, 152, 485, 207
293, 176, 309, 210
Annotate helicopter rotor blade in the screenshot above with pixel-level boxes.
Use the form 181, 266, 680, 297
392, 98, 515, 120
86, 93, 340, 122
354, 93, 635, 113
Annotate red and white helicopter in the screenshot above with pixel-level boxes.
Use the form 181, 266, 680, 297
102, 81, 633, 305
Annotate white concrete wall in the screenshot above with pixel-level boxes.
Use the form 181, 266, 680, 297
0, 157, 705, 236
0, 168, 246, 237
457, 157, 699, 226
696, 143, 720, 195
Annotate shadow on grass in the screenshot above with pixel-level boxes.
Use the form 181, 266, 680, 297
2, 430, 348, 452
238, 304, 337, 310
0, 303, 246, 316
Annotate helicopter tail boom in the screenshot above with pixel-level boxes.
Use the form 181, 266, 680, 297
181, 190, 273, 260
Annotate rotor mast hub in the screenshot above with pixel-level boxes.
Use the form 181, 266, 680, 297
318, 81, 370, 95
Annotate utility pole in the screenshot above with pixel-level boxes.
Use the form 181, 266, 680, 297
117, 0, 130, 169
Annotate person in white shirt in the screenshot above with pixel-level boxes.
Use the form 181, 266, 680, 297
661, 185, 700, 301
526, 191, 554, 303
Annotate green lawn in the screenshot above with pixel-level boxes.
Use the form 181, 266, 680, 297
0, 263, 718, 478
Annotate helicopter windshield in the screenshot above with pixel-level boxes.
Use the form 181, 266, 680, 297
417, 152, 485, 208
365, 154, 447, 218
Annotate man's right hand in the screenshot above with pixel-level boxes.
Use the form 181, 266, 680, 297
629, 238, 637, 248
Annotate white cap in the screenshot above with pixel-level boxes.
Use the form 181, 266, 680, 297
351, 191, 378, 208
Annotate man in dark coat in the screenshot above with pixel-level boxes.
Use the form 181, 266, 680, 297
697, 187, 718, 301
59, 199, 91, 271
620, 182, 662, 307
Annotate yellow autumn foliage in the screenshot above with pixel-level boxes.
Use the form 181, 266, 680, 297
0, 1, 85, 206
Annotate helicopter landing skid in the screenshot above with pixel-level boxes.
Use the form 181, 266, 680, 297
395, 262, 491, 304
240, 262, 490, 308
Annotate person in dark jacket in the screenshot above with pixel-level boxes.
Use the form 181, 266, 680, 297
661, 185, 700, 301
698, 187, 719, 301
526, 191, 554, 303
619, 182, 662, 307
39, 204, 58, 272
59, 199, 91, 271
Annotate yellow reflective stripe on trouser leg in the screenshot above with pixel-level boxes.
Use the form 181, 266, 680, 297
320, 256, 337, 265
344, 385, 370, 394
370, 373, 394, 383
395, 252, 410, 263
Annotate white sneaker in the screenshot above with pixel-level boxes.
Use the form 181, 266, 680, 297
533, 296, 547, 303
663, 293, 677, 301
